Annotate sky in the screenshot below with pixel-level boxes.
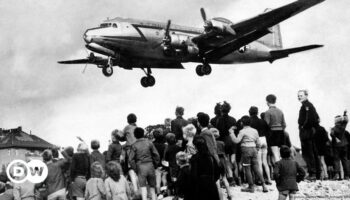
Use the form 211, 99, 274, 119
0, 0, 349, 151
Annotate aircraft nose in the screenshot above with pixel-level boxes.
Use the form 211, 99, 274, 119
83, 30, 92, 43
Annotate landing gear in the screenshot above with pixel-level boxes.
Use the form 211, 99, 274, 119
102, 66, 113, 77
140, 68, 156, 88
102, 57, 114, 77
196, 63, 212, 76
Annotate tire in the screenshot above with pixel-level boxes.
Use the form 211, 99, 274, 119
141, 76, 149, 87
196, 65, 204, 76
102, 67, 113, 77
147, 76, 156, 87
202, 64, 212, 75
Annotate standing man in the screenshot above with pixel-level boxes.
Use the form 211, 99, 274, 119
297, 90, 320, 180
171, 106, 188, 146
264, 94, 286, 164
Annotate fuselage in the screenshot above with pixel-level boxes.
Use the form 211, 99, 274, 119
84, 17, 274, 67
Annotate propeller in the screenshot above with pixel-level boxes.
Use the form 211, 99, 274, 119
81, 51, 95, 73
200, 8, 213, 32
152, 19, 172, 49
200, 8, 207, 22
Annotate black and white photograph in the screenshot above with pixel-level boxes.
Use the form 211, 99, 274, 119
1, 0, 350, 199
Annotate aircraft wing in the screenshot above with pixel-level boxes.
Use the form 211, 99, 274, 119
192, 0, 325, 61
269, 44, 323, 61
58, 57, 108, 66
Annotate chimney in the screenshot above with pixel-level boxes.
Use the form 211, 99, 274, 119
18, 126, 22, 132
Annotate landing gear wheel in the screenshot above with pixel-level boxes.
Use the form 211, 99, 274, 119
196, 65, 204, 76
141, 76, 149, 87
202, 64, 212, 75
147, 76, 156, 87
102, 67, 113, 77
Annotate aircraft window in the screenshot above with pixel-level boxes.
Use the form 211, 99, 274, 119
113, 23, 117, 28
100, 23, 109, 28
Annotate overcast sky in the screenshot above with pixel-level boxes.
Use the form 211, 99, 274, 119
0, 0, 349, 150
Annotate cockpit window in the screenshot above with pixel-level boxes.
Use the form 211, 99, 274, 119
100, 23, 118, 28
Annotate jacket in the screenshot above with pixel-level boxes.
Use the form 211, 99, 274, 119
45, 159, 68, 195
106, 142, 122, 163
129, 138, 160, 170
200, 128, 219, 162
273, 158, 305, 191
171, 116, 188, 140
298, 100, 319, 130
91, 150, 106, 168
264, 106, 286, 131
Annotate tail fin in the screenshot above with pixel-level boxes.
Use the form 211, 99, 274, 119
259, 24, 283, 49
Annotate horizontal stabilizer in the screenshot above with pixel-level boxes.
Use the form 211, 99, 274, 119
270, 44, 323, 59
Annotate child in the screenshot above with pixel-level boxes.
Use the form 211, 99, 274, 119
229, 115, 268, 193
85, 162, 106, 200
90, 140, 106, 169
182, 124, 197, 158
152, 128, 168, 195
314, 123, 330, 180
164, 132, 182, 196
107, 130, 123, 163
129, 127, 160, 200
274, 145, 305, 200
175, 151, 192, 200
211, 127, 233, 200
105, 161, 131, 200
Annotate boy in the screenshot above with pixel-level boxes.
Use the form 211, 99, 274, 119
229, 115, 268, 193
90, 140, 106, 168
175, 151, 192, 200
274, 146, 306, 200
129, 127, 160, 200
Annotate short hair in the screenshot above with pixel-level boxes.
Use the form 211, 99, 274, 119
153, 128, 164, 141
176, 151, 189, 166
42, 149, 52, 162
221, 101, 231, 114
298, 90, 308, 96
214, 103, 221, 115
176, 106, 184, 116
249, 106, 258, 116
280, 145, 291, 158
127, 113, 137, 124
51, 148, 59, 159
91, 161, 105, 178
197, 112, 210, 127
166, 133, 177, 145
266, 94, 277, 104
106, 161, 121, 182
91, 140, 100, 150
193, 135, 208, 154
77, 143, 89, 153
241, 115, 251, 126
183, 124, 197, 141
111, 129, 124, 142
134, 127, 145, 139
164, 118, 172, 126
64, 146, 74, 157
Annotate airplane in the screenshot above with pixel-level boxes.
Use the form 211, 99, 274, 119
58, 0, 325, 87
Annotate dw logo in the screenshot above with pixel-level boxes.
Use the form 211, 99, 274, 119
6, 159, 48, 184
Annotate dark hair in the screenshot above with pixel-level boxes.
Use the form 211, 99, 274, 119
249, 106, 258, 116
241, 115, 251, 126
51, 148, 59, 159
197, 112, 210, 127
260, 112, 265, 120
91, 140, 100, 150
134, 127, 145, 139
176, 106, 184, 116
166, 133, 177, 145
64, 146, 74, 157
280, 145, 291, 158
106, 161, 121, 182
42, 149, 52, 162
193, 135, 209, 154
127, 113, 137, 124
153, 128, 165, 143
221, 101, 231, 114
214, 103, 221, 116
266, 94, 277, 104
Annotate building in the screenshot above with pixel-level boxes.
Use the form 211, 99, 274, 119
0, 126, 56, 172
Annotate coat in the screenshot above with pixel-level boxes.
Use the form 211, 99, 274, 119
190, 152, 220, 200
273, 158, 306, 192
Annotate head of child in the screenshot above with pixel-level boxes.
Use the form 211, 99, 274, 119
153, 128, 165, 143
91, 161, 105, 178
183, 124, 197, 141
42, 149, 53, 163
106, 161, 121, 182
77, 143, 89, 154
240, 115, 251, 127
176, 151, 189, 167
134, 127, 145, 139
111, 129, 123, 143
91, 140, 100, 151
166, 133, 177, 145
280, 145, 291, 159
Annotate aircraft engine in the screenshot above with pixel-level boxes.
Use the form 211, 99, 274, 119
169, 34, 190, 48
